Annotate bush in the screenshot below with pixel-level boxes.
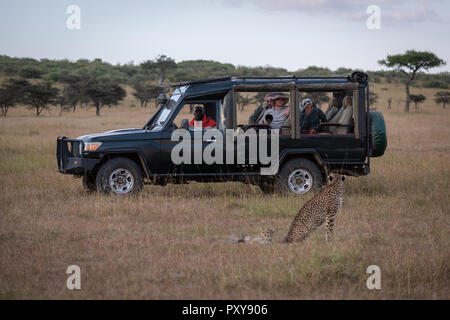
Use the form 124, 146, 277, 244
422, 79, 448, 89
372, 76, 381, 83
19, 67, 42, 79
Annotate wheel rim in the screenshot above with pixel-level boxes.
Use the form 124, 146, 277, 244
109, 168, 134, 194
287, 169, 313, 194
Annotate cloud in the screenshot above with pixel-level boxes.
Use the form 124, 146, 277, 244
222, 0, 360, 13
221, 0, 440, 23
389, 5, 437, 22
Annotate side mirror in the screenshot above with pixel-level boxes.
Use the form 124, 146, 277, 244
156, 93, 168, 105
181, 119, 189, 129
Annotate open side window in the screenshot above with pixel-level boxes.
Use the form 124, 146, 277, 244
295, 81, 360, 138
230, 83, 298, 138
222, 81, 362, 139
169, 100, 219, 130
296, 90, 354, 135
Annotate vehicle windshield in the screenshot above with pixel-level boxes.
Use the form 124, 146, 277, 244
145, 86, 188, 131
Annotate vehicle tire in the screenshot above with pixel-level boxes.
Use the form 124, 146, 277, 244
95, 157, 144, 195
82, 172, 97, 193
369, 110, 387, 157
276, 158, 323, 196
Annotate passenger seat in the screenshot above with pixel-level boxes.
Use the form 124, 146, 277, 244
329, 96, 353, 134
325, 98, 339, 121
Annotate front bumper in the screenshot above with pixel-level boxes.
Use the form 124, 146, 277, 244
56, 137, 99, 174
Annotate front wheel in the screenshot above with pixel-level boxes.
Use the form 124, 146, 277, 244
96, 158, 144, 195
276, 158, 323, 196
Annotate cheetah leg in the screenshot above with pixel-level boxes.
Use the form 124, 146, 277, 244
285, 224, 311, 243
325, 213, 336, 242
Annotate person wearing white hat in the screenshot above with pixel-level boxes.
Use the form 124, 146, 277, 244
300, 98, 312, 113
300, 98, 327, 134
259, 92, 290, 129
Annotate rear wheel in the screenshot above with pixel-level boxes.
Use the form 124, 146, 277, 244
276, 158, 323, 196
96, 158, 144, 195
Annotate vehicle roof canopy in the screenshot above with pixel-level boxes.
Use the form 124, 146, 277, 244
168, 74, 367, 98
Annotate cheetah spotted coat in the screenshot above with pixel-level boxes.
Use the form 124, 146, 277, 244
283, 174, 344, 243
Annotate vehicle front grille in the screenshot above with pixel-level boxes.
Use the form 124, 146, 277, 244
57, 137, 83, 172
69, 141, 81, 157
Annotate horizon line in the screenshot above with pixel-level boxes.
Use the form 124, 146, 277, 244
1, 53, 448, 75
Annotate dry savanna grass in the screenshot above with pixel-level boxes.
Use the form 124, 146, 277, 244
0, 83, 449, 299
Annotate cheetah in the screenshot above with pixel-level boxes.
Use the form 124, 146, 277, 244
283, 173, 345, 243
227, 229, 275, 244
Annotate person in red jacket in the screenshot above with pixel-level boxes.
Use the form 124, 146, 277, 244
189, 106, 217, 128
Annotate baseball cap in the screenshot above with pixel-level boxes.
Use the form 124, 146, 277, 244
301, 98, 312, 107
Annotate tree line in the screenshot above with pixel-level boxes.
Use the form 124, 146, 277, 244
0, 55, 174, 117
0, 51, 449, 116
0, 74, 127, 117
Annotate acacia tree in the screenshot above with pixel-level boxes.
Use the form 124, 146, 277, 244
0, 88, 15, 117
131, 75, 162, 107
86, 80, 126, 116
434, 91, 449, 109
236, 93, 252, 111
56, 85, 80, 116
55, 92, 68, 116
379, 50, 445, 112
65, 84, 82, 112
0, 79, 30, 117
252, 92, 267, 106
24, 82, 59, 116
59, 73, 89, 112
141, 55, 177, 86
410, 94, 426, 109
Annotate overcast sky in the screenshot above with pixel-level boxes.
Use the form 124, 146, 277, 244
0, 0, 449, 72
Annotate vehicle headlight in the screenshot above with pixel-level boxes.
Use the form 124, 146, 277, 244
84, 142, 102, 152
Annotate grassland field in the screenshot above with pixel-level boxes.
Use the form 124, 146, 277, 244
0, 82, 449, 299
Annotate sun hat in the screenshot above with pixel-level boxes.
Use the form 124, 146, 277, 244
272, 92, 289, 104
265, 92, 277, 100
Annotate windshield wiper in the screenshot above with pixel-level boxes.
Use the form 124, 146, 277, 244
145, 122, 157, 131
145, 121, 165, 131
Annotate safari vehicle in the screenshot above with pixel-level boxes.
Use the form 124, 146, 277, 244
56, 72, 387, 196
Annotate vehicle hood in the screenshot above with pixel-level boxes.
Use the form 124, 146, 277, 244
77, 128, 149, 141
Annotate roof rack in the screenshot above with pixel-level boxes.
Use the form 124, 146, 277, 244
163, 73, 365, 88
163, 77, 233, 88
233, 75, 349, 80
